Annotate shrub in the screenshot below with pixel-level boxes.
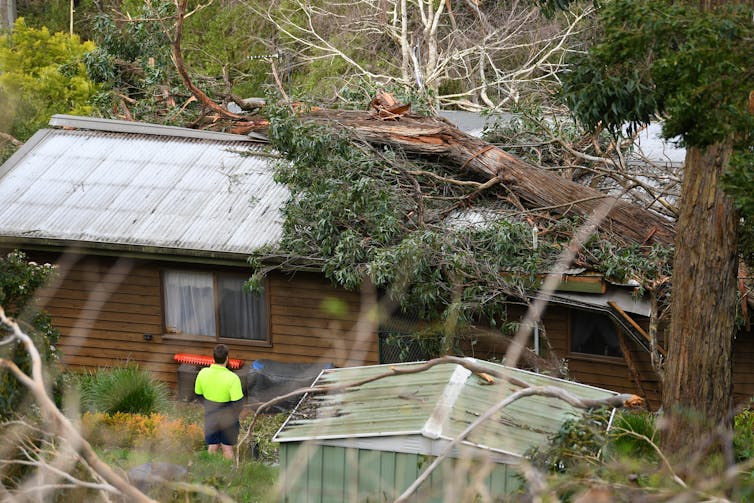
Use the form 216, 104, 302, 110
527, 409, 612, 473
77, 364, 169, 415
0, 250, 60, 420
239, 412, 288, 464
734, 407, 754, 462
605, 410, 659, 462
81, 411, 204, 453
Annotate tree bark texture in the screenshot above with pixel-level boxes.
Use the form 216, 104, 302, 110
662, 143, 738, 455
0, 0, 16, 30
307, 110, 676, 246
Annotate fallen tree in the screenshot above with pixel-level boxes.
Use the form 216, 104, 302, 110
304, 107, 676, 246
170, 0, 675, 248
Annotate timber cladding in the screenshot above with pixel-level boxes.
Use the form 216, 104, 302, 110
14, 248, 754, 406
26, 251, 377, 388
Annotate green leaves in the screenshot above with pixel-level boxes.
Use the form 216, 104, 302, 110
0, 18, 97, 141
256, 106, 677, 333
561, 0, 754, 148
0, 250, 61, 419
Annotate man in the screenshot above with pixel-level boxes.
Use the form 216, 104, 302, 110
194, 344, 244, 459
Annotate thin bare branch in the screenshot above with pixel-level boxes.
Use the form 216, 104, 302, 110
0, 307, 157, 503
395, 384, 643, 502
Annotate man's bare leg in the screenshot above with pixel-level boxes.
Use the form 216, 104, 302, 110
208, 444, 220, 455
220, 444, 234, 460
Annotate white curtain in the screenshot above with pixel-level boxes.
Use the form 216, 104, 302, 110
218, 275, 266, 340
164, 270, 216, 337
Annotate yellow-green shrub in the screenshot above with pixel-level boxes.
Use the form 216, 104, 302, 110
81, 412, 203, 454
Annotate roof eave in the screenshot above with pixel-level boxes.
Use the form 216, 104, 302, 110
0, 236, 253, 266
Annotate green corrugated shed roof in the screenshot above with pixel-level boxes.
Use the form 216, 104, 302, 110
273, 358, 617, 461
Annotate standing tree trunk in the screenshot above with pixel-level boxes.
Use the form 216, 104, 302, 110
0, 0, 16, 30
662, 142, 739, 455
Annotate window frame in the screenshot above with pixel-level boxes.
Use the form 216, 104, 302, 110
160, 267, 271, 347
567, 309, 623, 362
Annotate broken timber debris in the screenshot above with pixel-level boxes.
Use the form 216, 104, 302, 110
303, 107, 675, 246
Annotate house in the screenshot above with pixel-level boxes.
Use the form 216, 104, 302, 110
0, 115, 376, 387
1, 115, 752, 407
273, 358, 619, 502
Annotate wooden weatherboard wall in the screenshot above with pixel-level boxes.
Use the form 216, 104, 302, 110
17, 247, 754, 406
474, 303, 754, 409
279, 442, 520, 503
28, 251, 377, 387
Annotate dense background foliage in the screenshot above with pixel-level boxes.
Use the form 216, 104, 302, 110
0, 251, 60, 419
0, 18, 96, 143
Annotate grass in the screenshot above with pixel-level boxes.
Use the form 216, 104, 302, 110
74, 363, 171, 415
86, 400, 285, 502
61, 366, 287, 501
96, 446, 279, 502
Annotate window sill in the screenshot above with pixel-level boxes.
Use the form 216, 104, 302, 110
161, 333, 215, 343
160, 333, 272, 348
567, 352, 624, 364
218, 337, 272, 348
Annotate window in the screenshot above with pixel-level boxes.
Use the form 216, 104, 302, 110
570, 310, 621, 358
163, 270, 267, 342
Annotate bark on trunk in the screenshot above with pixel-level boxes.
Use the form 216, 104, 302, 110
307, 109, 676, 246
1, 0, 16, 30
661, 143, 738, 455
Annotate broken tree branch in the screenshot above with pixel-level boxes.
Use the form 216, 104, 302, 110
394, 385, 644, 503
303, 109, 676, 246
173, 0, 241, 121
0, 132, 21, 146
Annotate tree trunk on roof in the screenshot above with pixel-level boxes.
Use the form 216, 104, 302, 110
661, 142, 738, 455
306, 109, 676, 246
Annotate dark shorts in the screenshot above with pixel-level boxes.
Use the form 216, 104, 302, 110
204, 402, 241, 446
205, 419, 240, 446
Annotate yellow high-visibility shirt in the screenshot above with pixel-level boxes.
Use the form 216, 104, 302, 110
194, 364, 243, 403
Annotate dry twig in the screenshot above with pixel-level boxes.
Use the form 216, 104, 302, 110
0, 307, 157, 502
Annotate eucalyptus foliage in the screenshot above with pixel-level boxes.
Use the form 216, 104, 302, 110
83, 1, 184, 123
561, 0, 754, 148
253, 106, 673, 336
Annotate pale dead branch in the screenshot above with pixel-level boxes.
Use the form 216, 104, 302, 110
394, 384, 643, 502
0, 131, 22, 146
252, 0, 593, 108
0, 306, 157, 503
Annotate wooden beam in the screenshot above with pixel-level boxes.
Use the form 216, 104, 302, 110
608, 300, 666, 356
616, 329, 651, 409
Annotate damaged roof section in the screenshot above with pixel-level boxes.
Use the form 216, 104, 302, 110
274, 358, 618, 463
0, 115, 288, 261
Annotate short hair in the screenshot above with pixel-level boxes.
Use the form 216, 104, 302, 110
213, 344, 229, 364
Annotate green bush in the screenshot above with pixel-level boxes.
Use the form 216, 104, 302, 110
734, 406, 754, 462
0, 250, 60, 420
605, 410, 659, 462
527, 409, 612, 473
77, 364, 169, 415
239, 412, 288, 465
0, 19, 97, 142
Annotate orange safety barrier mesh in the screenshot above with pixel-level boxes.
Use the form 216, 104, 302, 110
173, 353, 244, 369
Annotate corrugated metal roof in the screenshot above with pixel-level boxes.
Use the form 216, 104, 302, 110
274, 358, 617, 460
0, 117, 288, 258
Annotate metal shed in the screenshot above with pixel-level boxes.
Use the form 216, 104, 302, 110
273, 358, 618, 502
